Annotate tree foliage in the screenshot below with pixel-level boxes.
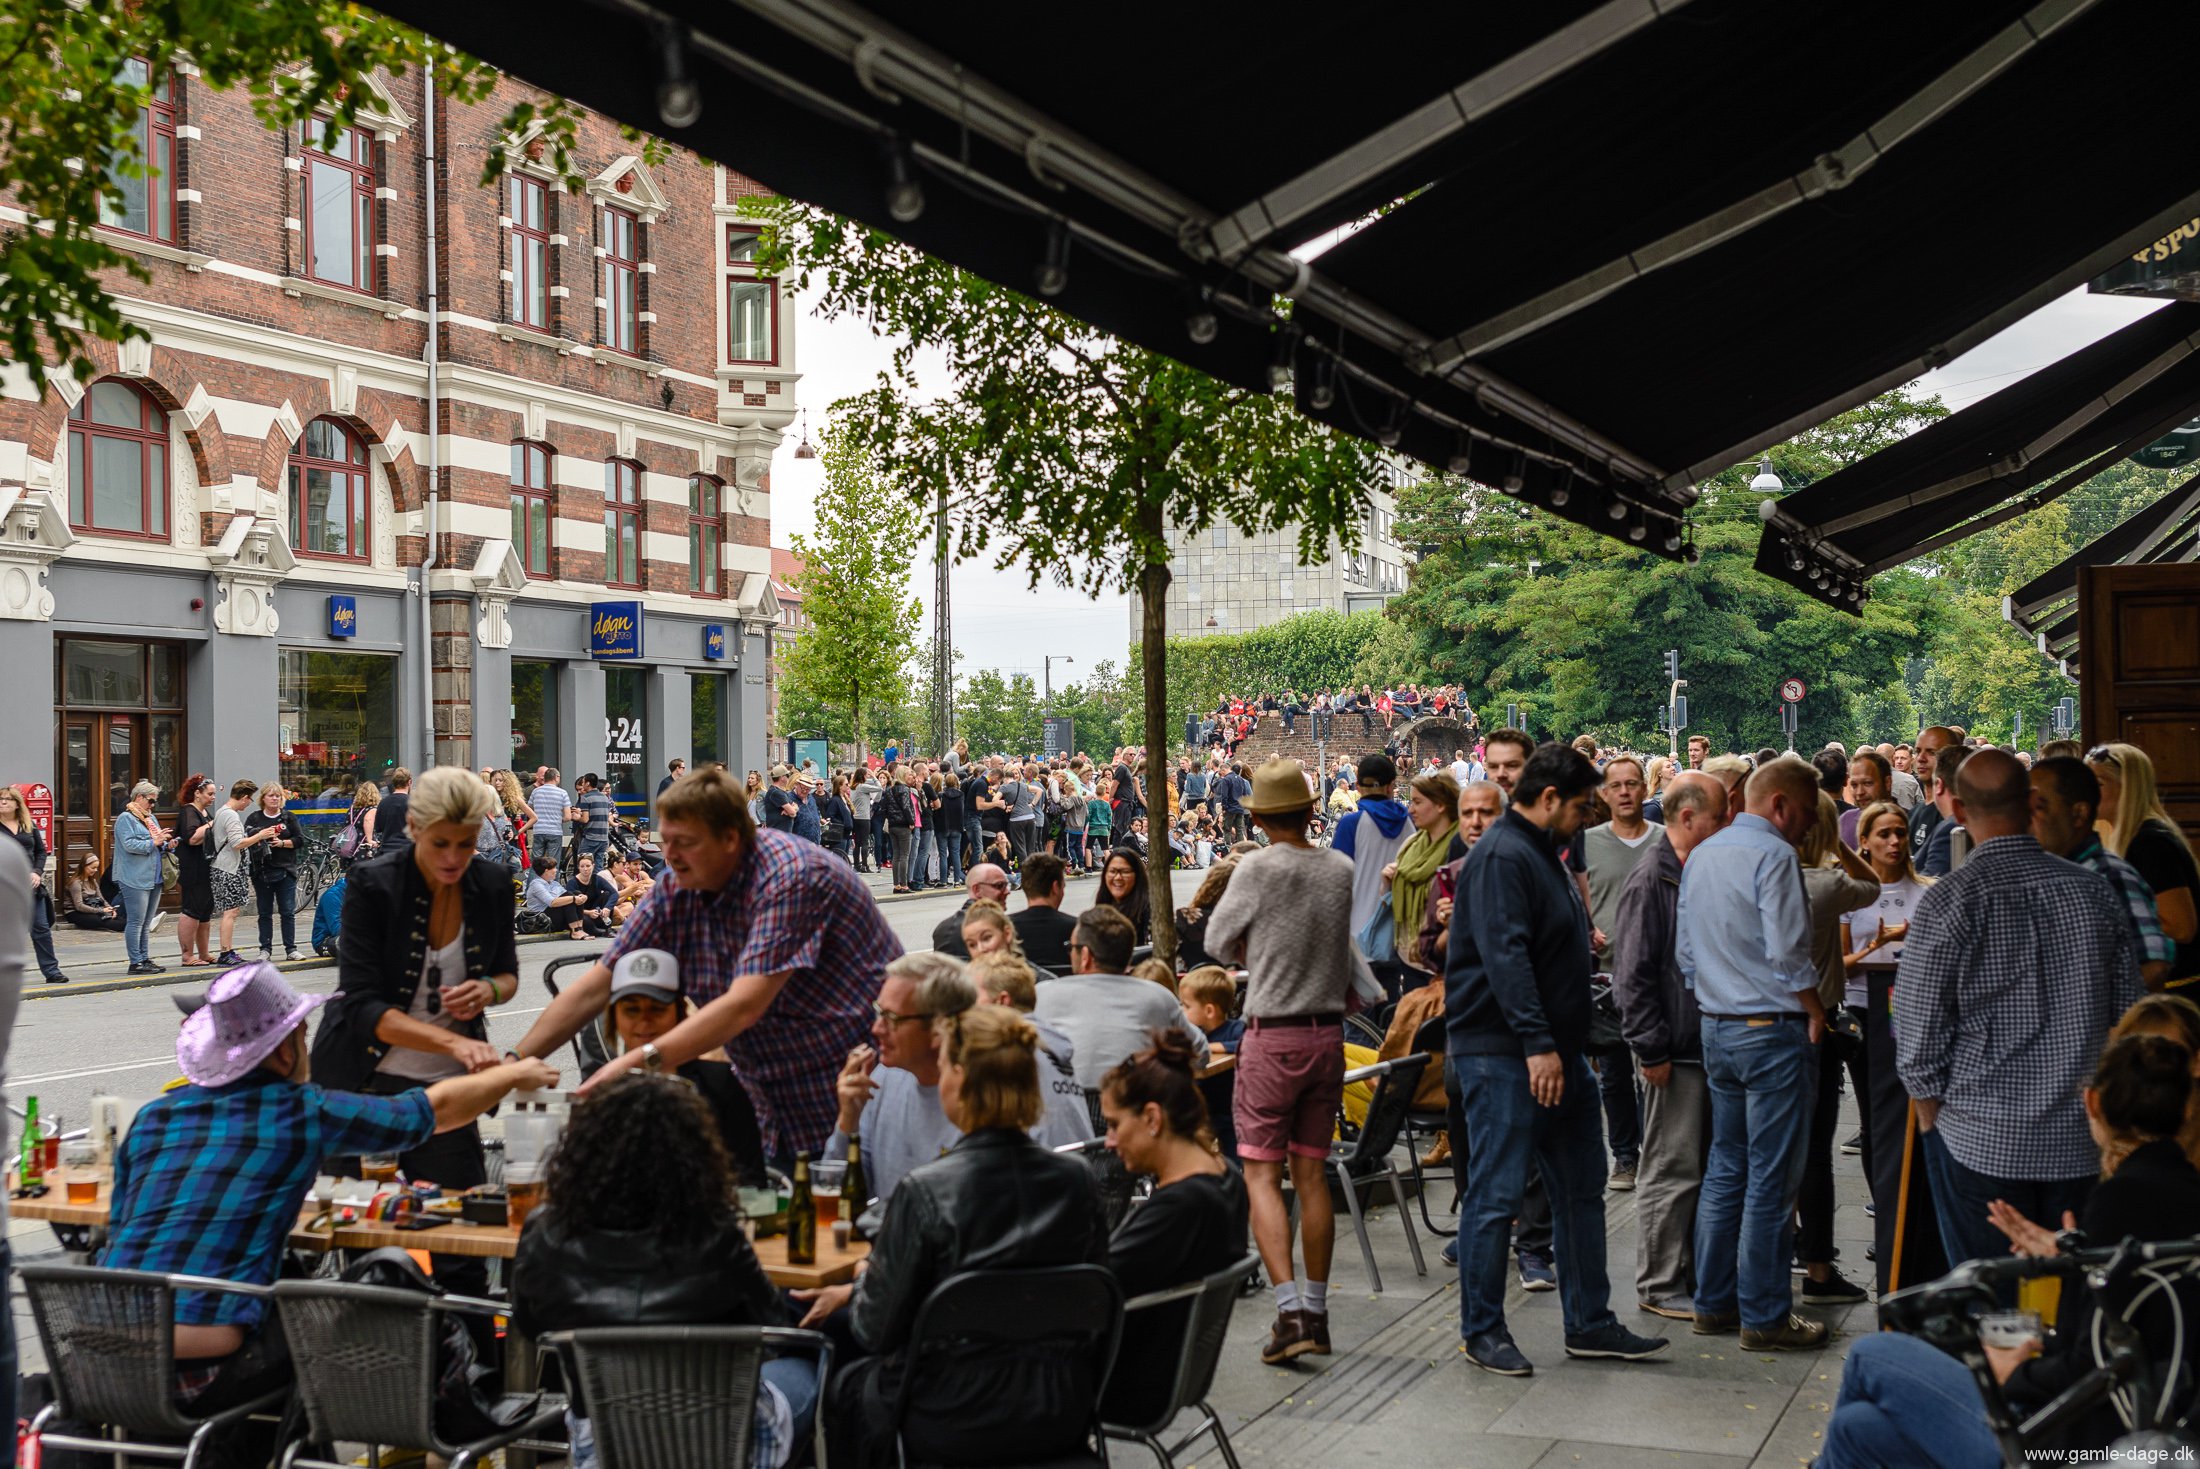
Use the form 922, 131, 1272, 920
1132, 608, 1394, 728
775, 427, 922, 754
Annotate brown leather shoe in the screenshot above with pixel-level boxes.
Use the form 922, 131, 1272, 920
1740, 1314, 1831, 1351
1260, 1309, 1317, 1364
1302, 1310, 1332, 1356
1691, 1310, 1740, 1335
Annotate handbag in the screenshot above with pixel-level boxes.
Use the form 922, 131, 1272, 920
1586, 974, 1627, 1056
1355, 899, 1397, 966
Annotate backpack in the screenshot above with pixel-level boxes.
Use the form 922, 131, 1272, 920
338, 1249, 540, 1442
332, 812, 365, 860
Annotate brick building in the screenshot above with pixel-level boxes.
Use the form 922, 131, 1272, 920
0, 66, 798, 874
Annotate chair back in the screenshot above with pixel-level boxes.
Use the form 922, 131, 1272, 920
890, 1265, 1122, 1457
543, 952, 612, 1074
272, 1280, 447, 1453
21, 1264, 200, 1435
1111, 1253, 1260, 1435
1342, 1053, 1430, 1166
1054, 1136, 1140, 1232
547, 1325, 831, 1469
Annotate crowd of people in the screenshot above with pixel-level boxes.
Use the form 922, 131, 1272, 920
1190, 684, 1481, 751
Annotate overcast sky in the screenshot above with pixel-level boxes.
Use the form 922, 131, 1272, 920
766, 283, 2167, 683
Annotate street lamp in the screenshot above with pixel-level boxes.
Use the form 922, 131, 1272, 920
792, 409, 818, 461
1044, 654, 1075, 713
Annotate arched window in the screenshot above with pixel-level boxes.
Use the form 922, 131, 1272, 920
67, 379, 169, 540
511, 442, 553, 576
687, 475, 723, 596
603, 459, 641, 589
289, 417, 369, 560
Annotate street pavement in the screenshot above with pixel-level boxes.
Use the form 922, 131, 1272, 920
5, 869, 1871, 1465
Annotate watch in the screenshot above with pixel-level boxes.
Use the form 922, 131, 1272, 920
640, 1042, 663, 1074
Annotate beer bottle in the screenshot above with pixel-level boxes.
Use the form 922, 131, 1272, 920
19, 1095, 40, 1190
786, 1151, 817, 1265
844, 1138, 869, 1243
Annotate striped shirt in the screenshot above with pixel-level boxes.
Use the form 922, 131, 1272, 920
530, 782, 571, 838
2071, 840, 2173, 974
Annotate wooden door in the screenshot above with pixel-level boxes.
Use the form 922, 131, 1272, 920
55, 713, 146, 881
2079, 562, 2200, 841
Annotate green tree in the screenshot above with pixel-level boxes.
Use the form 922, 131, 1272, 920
1048, 658, 1139, 759
0, 1, 623, 387
957, 669, 1044, 759
775, 428, 923, 756
759, 202, 1378, 964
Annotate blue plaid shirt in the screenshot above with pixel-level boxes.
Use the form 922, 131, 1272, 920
101, 1072, 435, 1326
2071, 840, 2174, 974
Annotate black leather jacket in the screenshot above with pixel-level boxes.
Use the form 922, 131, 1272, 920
510, 1207, 786, 1340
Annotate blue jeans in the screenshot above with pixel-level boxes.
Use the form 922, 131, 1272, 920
1820, 1332, 1999, 1469
120, 883, 159, 966
566, 1356, 817, 1468
940, 827, 965, 885
1695, 1015, 1814, 1331
962, 815, 983, 871
1919, 1129, 2093, 1273
1595, 1049, 1641, 1170
1454, 1051, 1617, 1340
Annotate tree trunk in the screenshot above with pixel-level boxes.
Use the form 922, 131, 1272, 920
1138, 510, 1177, 969
852, 679, 862, 762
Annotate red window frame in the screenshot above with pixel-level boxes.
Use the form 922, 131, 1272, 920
602, 205, 640, 354
511, 442, 554, 577
603, 459, 642, 589
724, 227, 778, 366
302, 117, 377, 294
509, 175, 550, 329
102, 61, 177, 244
687, 475, 723, 596
289, 418, 370, 562
67, 380, 170, 542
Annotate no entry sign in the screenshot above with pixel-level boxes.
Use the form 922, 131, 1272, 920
1778, 677, 1808, 704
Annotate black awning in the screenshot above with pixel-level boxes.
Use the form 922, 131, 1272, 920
367, 0, 2200, 572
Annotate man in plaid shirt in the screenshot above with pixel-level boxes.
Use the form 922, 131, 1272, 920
1895, 750, 2143, 1271
2031, 756, 2173, 990
521, 767, 901, 1160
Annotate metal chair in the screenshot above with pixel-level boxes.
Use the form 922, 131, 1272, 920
1330, 1053, 1430, 1292
543, 951, 612, 1075
1055, 1135, 1143, 1232
272, 1279, 568, 1469
1102, 1253, 1259, 1468
540, 1325, 832, 1469
21, 1263, 293, 1469
888, 1264, 1123, 1469
1401, 1105, 1457, 1237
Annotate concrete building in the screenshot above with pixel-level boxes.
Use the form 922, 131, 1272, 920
1136, 459, 1415, 640
0, 66, 796, 875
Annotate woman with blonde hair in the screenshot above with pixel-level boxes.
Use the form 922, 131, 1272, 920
2088, 742, 2199, 990
347, 780, 383, 857
0, 784, 68, 982
958, 898, 1026, 963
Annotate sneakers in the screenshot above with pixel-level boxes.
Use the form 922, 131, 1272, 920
41, 971, 68, 985
286, 948, 303, 963
1741, 1314, 1831, 1351
1841, 1131, 1864, 1156
1691, 1310, 1740, 1336
1608, 1164, 1638, 1192
1441, 1239, 1458, 1268
1801, 1267, 1870, 1306
1260, 1310, 1317, 1364
1460, 1329, 1534, 1377
1864, 1200, 1877, 1218
1302, 1311, 1332, 1356
1638, 1296, 1696, 1321
1517, 1250, 1557, 1292
215, 949, 245, 966
1564, 1324, 1671, 1361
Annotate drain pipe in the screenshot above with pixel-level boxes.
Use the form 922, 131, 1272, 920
418, 68, 441, 767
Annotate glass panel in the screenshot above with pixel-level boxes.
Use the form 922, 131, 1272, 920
90, 435, 145, 532
104, 153, 149, 234
604, 666, 645, 810
526, 181, 543, 230
309, 158, 355, 285
149, 715, 181, 805
107, 720, 137, 821
150, 131, 172, 241
150, 645, 181, 706
277, 650, 399, 805
527, 499, 549, 574
117, 57, 149, 88
510, 442, 523, 481
301, 466, 337, 554
728, 281, 772, 361
524, 238, 544, 325
510, 491, 526, 550
149, 443, 165, 535
603, 506, 618, 568
507, 175, 520, 218
618, 519, 637, 585
89, 381, 142, 427
304, 419, 337, 460
65, 640, 144, 706
703, 526, 719, 594
68, 434, 84, 524
509, 661, 557, 772
727, 230, 757, 264
692, 673, 722, 767
63, 727, 92, 819
357, 190, 374, 289
351, 471, 367, 552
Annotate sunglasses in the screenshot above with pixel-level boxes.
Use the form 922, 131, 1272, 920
2085, 747, 2120, 766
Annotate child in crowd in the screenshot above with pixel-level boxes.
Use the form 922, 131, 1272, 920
1180, 964, 1243, 1157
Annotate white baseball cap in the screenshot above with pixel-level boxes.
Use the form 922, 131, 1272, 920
609, 947, 680, 1005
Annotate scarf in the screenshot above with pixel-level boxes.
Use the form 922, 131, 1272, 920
1391, 821, 1455, 968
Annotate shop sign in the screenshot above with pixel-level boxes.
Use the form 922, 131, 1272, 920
589, 601, 645, 660
327, 595, 358, 639
18, 783, 53, 854
703, 624, 728, 660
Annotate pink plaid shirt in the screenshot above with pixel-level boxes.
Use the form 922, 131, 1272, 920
603, 829, 901, 1155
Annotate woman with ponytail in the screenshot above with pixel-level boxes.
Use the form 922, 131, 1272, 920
1100, 1029, 1250, 1422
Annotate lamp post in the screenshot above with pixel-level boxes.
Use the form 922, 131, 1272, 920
1044, 654, 1074, 714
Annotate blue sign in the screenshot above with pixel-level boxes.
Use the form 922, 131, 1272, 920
327, 594, 358, 639
703, 624, 727, 661
590, 601, 645, 660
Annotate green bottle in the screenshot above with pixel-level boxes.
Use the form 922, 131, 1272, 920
19, 1095, 40, 1189
844, 1139, 870, 1243
785, 1151, 817, 1265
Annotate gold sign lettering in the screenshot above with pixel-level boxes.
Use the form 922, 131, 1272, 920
2133, 218, 2200, 264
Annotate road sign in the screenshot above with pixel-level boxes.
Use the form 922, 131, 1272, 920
1778, 676, 1808, 704
18, 783, 52, 856
1670, 695, 1687, 732
1043, 716, 1075, 760
1505, 703, 1521, 730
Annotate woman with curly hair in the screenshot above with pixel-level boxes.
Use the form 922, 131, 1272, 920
513, 1072, 816, 1468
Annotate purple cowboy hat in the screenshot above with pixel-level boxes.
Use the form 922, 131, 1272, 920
177, 961, 326, 1088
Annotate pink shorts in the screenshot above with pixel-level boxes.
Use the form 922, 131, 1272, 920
1233, 1019, 1345, 1161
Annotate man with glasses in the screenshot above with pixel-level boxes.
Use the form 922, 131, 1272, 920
1034, 907, 1207, 1089
929, 863, 1012, 958
825, 952, 1090, 1203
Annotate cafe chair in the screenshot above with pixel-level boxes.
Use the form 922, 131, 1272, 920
271, 1279, 568, 1469
888, 1264, 1123, 1469
21, 1263, 294, 1468
1054, 1136, 1142, 1233
539, 1324, 834, 1469
1330, 1053, 1431, 1293
1101, 1253, 1260, 1469
543, 953, 612, 1075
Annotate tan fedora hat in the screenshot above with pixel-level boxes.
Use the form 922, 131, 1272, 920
1243, 756, 1315, 815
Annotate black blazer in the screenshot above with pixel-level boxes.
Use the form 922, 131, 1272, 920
311, 846, 520, 1091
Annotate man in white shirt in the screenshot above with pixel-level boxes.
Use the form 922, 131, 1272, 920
1031, 907, 1205, 1088
1450, 749, 1484, 788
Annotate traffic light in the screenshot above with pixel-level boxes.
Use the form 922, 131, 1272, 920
1664, 649, 1680, 685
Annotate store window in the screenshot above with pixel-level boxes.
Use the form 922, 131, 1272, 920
602, 204, 640, 354
511, 660, 559, 772
290, 417, 369, 560
277, 649, 399, 803
603, 666, 645, 814
509, 174, 549, 329
68, 380, 169, 540
725, 227, 776, 364
302, 117, 376, 293
603, 459, 641, 589
691, 672, 724, 767
103, 59, 176, 243
687, 475, 723, 595
511, 441, 553, 576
